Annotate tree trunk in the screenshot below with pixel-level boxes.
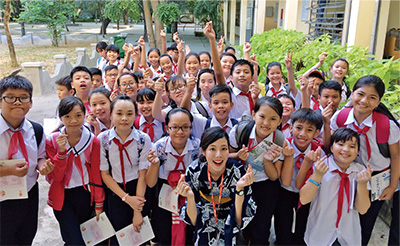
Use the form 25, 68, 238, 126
150, 0, 163, 49
3, 0, 18, 67
124, 9, 129, 25
143, 0, 155, 48
117, 20, 120, 30
100, 17, 111, 36
20, 22, 25, 36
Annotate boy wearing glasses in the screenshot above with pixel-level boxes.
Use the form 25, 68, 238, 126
103, 65, 118, 92
0, 76, 54, 245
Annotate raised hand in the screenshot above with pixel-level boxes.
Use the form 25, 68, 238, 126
357, 164, 373, 185
282, 144, 295, 157
236, 165, 254, 191
321, 101, 334, 124
56, 133, 68, 153
138, 36, 145, 47
313, 155, 328, 177
243, 42, 252, 54
154, 77, 165, 93
203, 21, 216, 40
176, 174, 194, 198
237, 145, 249, 161
304, 146, 322, 163
186, 75, 197, 93
147, 149, 160, 166
160, 29, 166, 39
250, 81, 261, 100
263, 146, 281, 162
318, 52, 328, 64
173, 32, 180, 43
285, 50, 293, 70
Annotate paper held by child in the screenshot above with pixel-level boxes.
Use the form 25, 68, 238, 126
158, 183, 179, 214
248, 139, 282, 172
0, 159, 27, 200
80, 212, 115, 246
115, 216, 155, 245
370, 169, 391, 202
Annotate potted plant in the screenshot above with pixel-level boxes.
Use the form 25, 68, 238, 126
155, 1, 181, 34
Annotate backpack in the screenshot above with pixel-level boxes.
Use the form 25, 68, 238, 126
336, 107, 390, 158
28, 120, 44, 148
204, 118, 238, 130
234, 119, 285, 149
192, 99, 210, 118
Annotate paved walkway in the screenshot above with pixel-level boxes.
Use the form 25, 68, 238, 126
3, 22, 390, 245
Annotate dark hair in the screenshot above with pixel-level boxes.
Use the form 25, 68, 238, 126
106, 44, 119, 54
291, 108, 323, 130
352, 75, 400, 128
198, 51, 211, 61
148, 47, 161, 57
165, 76, 185, 94
265, 62, 282, 84
167, 43, 178, 51
58, 96, 85, 118
185, 52, 200, 63
55, 75, 73, 91
133, 72, 144, 80
110, 94, 137, 115
159, 54, 174, 64
117, 72, 138, 86
230, 59, 254, 76
88, 87, 111, 104
318, 80, 342, 96
208, 84, 232, 102
332, 58, 349, 70
137, 88, 156, 103
96, 41, 107, 51
104, 65, 118, 74
165, 107, 193, 126
70, 66, 92, 80
199, 127, 230, 162
277, 94, 296, 108
219, 52, 237, 63
89, 67, 102, 77
329, 128, 360, 154
196, 68, 217, 100
254, 96, 283, 118
225, 47, 235, 53
0, 75, 33, 98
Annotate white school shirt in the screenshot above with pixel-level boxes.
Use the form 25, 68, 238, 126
229, 87, 254, 120
309, 95, 320, 111
200, 92, 213, 117
330, 108, 400, 171
225, 76, 233, 88
153, 136, 200, 180
281, 121, 292, 138
281, 139, 325, 193
97, 57, 107, 72
229, 124, 284, 182
58, 126, 91, 189
0, 116, 46, 199
265, 82, 302, 110
99, 127, 151, 183
304, 155, 365, 246
191, 114, 235, 139
340, 83, 349, 103
137, 116, 164, 143
150, 65, 162, 79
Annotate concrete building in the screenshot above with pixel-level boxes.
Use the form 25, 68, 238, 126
222, 0, 399, 60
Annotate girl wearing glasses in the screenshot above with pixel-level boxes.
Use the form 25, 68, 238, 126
146, 108, 200, 245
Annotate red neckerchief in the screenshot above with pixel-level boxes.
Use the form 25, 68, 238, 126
65, 151, 87, 190
239, 91, 254, 112
270, 87, 283, 98
112, 138, 134, 191
281, 123, 290, 131
142, 122, 155, 142
8, 129, 29, 167
352, 123, 371, 160
207, 165, 224, 223
171, 154, 186, 171
311, 97, 320, 111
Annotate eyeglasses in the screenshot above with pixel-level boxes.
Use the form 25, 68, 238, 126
168, 126, 192, 132
120, 82, 136, 88
169, 84, 185, 94
106, 73, 118, 77
2, 95, 31, 104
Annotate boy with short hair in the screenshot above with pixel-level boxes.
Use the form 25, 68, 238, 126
89, 68, 103, 89
274, 108, 325, 245
0, 75, 53, 245
70, 66, 92, 113
306, 69, 325, 110
55, 75, 75, 100
103, 65, 118, 92
186, 84, 238, 138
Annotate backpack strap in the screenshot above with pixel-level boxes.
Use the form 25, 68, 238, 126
28, 120, 44, 148
235, 121, 255, 149
284, 84, 291, 95
272, 129, 285, 147
204, 118, 212, 130
134, 116, 140, 130
230, 118, 239, 126
373, 111, 390, 158
192, 99, 209, 118
336, 107, 352, 128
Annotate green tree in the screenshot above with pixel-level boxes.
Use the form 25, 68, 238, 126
104, 0, 141, 30
18, 0, 74, 46
193, 0, 222, 36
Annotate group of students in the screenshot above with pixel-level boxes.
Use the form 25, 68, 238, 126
1, 21, 399, 246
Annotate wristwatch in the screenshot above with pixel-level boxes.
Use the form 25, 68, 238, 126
235, 189, 244, 196
122, 193, 129, 202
